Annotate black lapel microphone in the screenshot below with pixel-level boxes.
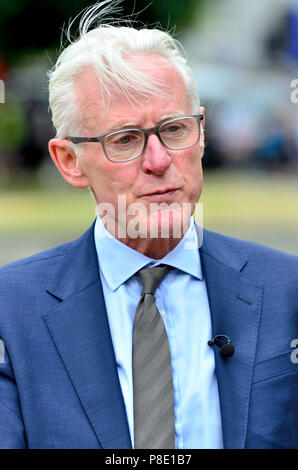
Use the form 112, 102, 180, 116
208, 335, 235, 357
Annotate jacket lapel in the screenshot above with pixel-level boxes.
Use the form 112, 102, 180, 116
43, 225, 131, 449
200, 230, 263, 449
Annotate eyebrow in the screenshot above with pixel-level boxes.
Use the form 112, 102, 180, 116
108, 122, 139, 132
106, 111, 186, 133
158, 111, 185, 122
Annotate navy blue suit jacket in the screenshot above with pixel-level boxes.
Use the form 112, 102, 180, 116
0, 224, 297, 448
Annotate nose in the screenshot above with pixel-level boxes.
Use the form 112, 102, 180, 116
142, 135, 171, 175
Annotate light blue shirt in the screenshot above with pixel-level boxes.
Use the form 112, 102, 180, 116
94, 216, 223, 449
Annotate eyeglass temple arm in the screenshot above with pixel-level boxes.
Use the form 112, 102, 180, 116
66, 136, 101, 144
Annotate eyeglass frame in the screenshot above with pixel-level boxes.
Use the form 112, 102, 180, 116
66, 113, 204, 163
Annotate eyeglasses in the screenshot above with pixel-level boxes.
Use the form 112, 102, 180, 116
66, 114, 203, 163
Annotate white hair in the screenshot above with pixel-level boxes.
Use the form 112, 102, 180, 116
48, 0, 200, 142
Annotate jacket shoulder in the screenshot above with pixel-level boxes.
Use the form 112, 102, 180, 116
203, 228, 297, 258
0, 224, 95, 284
0, 240, 72, 275
202, 228, 298, 283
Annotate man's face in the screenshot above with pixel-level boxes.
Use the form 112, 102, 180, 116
72, 54, 205, 240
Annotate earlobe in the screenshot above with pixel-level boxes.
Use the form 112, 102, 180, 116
48, 139, 90, 188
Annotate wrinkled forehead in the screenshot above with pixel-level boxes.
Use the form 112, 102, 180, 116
73, 54, 190, 132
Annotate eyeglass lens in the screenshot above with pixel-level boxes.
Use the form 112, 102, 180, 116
103, 116, 199, 161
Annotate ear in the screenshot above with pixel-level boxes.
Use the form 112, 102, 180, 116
48, 139, 90, 188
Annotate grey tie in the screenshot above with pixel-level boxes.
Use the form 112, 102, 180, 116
133, 264, 175, 449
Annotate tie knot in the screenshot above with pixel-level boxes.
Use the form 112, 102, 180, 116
138, 264, 172, 295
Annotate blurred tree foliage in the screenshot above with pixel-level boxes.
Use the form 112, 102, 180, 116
0, 93, 27, 151
0, 0, 201, 66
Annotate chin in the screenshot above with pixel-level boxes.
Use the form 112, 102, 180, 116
145, 206, 192, 239
116, 199, 194, 240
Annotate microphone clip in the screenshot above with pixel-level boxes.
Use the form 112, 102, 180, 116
208, 335, 235, 357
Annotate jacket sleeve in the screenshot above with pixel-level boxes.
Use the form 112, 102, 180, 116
0, 342, 26, 448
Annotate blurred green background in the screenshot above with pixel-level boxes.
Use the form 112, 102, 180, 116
0, 0, 298, 265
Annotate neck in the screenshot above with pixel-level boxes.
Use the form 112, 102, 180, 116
100, 216, 191, 259
117, 235, 183, 259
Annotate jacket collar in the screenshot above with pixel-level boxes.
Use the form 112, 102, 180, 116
46, 223, 99, 301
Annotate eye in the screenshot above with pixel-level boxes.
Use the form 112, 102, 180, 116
162, 124, 182, 133
118, 135, 134, 144
114, 133, 137, 145
108, 130, 141, 146
160, 122, 187, 139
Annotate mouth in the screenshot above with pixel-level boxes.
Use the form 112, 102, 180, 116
140, 187, 179, 202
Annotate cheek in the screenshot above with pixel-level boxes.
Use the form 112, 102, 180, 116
181, 148, 202, 180
88, 158, 140, 202
181, 150, 203, 200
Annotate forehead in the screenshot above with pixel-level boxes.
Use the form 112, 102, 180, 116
73, 54, 191, 132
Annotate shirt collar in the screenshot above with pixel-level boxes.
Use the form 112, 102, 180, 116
94, 216, 203, 291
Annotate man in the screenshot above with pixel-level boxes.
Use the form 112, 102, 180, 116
0, 1, 297, 449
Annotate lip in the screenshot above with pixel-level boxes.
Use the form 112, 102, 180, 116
141, 187, 179, 202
